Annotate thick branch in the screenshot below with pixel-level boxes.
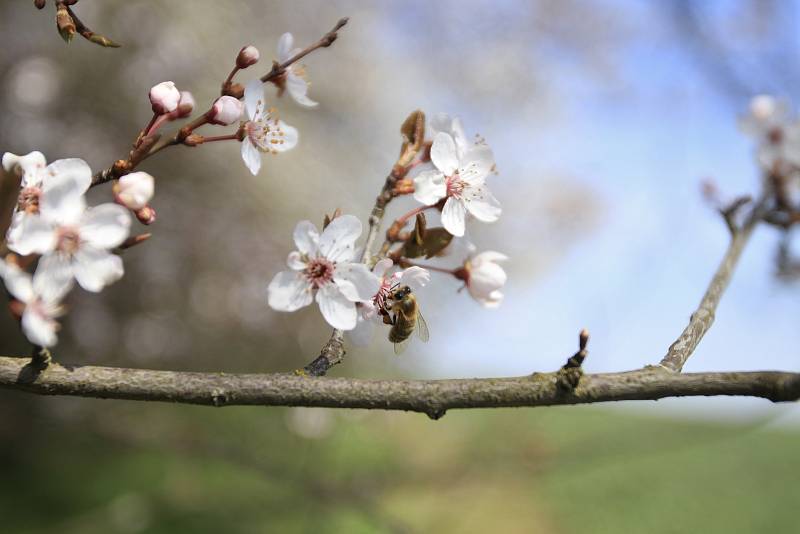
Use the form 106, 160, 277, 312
0, 357, 797, 419
659, 198, 766, 372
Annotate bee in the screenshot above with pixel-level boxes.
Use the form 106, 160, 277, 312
384, 284, 429, 354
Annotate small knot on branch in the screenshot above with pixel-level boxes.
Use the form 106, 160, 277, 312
301, 329, 345, 377
557, 329, 589, 391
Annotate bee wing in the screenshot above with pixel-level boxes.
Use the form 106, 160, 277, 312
415, 310, 430, 342
394, 337, 411, 355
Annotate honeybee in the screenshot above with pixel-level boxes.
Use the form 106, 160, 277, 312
384, 284, 429, 354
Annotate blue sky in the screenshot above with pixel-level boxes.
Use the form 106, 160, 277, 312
349, 0, 800, 421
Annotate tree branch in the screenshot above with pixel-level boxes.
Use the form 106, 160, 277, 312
0, 356, 797, 420
658, 197, 767, 372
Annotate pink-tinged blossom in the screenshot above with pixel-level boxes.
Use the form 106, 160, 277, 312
11, 174, 131, 293
149, 81, 181, 115
0, 259, 71, 347
237, 45, 260, 69
458, 250, 508, 308
3, 152, 92, 252
208, 95, 243, 126
267, 215, 380, 330
348, 259, 430, 346
277, 33, 318, 108
114, 171, 154, 210
241, 80, 299, 175
413, 132, 500, 237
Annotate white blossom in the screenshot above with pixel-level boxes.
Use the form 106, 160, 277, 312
0, 259, 71, 347
3, 152, 92, 251
11, 173, 131, 293
348, 259, 430, 346
241, 80, 299, 175
149, 81, 181, 115
413, 131, 500, 237
267, 215, 380, 330
114, 171, 154, 210
461, 250, 508, 308
278, 32, 318, 108
739, 94, 800, 171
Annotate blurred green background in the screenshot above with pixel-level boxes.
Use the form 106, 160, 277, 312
1, 1, 799, 532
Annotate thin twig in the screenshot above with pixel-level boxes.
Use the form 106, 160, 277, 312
89, 17, 349, 187
659, 196, 767, 372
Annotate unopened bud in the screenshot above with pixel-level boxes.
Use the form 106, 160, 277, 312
135, 205, 156, 225
56, 4, 76, 42
119, 233, 152, 250
236, 45, 260, 69
114, 172, 154, 210
149, 81, 181, 115
222, 82, 245, 99
183, 134, 204, 147
207, 96, 243, 125
173, 91, 195, 119
34, 0, 46, 9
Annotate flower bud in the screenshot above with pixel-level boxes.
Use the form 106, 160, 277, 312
135, 205, 157, 225
34, 0, 46, 9
149, 81, 181, 115
236, 45, 260, 69
114, 172, 154, 210
172, 91, 195, 119
458, 251, 508, 308
207, 96, 243, 125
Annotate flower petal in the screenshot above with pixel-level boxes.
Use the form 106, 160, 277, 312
34, 252, 74, 303
0, 261, 34, 303
72, 246, 124, 292
39, 175, 87, 226
22, 307, 58, 347
241, 138, 262, 175
428, 113, 452, 138
372, 258, 393, 279
458, 144, 494, 185
287, 251, 306, 270
272, 120, 299, 152
319, 214, 361, 262
3, 151, 47, 186
316, 283, 357, 330
80, 203, 131, 249
334, 262, 381, 302
464, 185, 501, 222
293, 220, 319, 256
44, 158, 92, 194
267, 270, 313, 312
412, 170, 446, 205
441, 197, 466, 237
244, 79, 263, 121
450, 117, 470, 159
286, 72, 318, 108
278, 32, 294, 62
430, 132, 459, 176
398, 266, 430, 290
9, 215, 57, 256
347, 313, 376, 346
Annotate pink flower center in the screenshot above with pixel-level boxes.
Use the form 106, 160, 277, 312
445, 173, 465, 198
55, 226, 81, 255
18, 186, 42, 213
304, 257, 335, 289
